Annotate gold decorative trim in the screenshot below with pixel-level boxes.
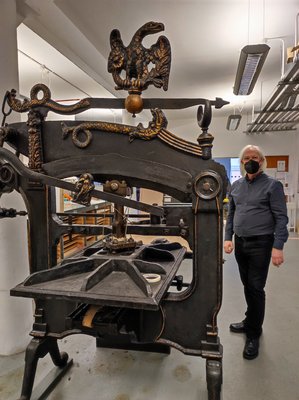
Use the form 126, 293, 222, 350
158, 129, 202, 156
7, 84, 91, 114
62, 108, 168, 148
27, 109, 44, 171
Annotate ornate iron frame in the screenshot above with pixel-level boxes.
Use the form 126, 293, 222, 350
0, 22, 228, 400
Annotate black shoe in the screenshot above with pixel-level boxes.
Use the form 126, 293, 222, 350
243, 338, 259, 360
229, 321, 247, 333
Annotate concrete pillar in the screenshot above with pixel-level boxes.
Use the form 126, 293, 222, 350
0, 0, 32, 355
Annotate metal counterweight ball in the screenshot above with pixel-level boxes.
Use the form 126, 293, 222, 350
125, 93, 144, 115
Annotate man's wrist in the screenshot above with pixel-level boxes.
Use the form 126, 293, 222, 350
273, 240, 284, 250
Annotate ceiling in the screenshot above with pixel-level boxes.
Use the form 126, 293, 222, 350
16, 0, 299, 124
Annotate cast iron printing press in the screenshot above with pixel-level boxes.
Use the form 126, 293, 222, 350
0, 22, 228, 400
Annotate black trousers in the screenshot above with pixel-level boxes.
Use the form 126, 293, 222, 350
234, 234, 274, 339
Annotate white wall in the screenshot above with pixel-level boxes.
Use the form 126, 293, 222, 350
0, 0, 32, 355
167, 114, 298, 157
167, 113, 299, 229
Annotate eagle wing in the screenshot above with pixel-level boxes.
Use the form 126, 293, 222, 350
108, 29, 126, 73
149, 35, 171, 90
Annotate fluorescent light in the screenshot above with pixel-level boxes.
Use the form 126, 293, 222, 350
226, 114, 242, 130
233, 44, 270, 95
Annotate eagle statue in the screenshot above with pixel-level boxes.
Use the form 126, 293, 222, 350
108, 21, 171, 93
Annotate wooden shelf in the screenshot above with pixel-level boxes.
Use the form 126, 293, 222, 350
57, 203, 111, 261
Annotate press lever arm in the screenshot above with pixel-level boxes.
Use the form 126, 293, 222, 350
0, 207, 27, 218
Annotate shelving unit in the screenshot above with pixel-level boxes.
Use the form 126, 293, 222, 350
246, 61, 299, 134
57, 202, 111, 261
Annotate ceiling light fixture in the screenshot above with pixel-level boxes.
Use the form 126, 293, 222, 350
233, 44, 270, 95
226, 114, 242, 131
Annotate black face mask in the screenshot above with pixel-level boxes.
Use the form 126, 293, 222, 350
244, 159, 260, 174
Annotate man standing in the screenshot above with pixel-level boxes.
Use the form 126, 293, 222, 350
224, 145, 288, 360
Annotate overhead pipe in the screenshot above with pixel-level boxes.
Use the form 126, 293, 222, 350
265, 36, 286, 78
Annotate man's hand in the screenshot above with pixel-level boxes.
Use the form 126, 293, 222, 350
224, 240, 234, 254
272, 248, 284, 267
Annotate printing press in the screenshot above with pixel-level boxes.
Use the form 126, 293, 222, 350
0, 22, 228, 400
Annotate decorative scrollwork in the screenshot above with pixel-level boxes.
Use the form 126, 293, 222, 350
197, 101, 214, 160
6, 84, 91, 114
108, 21, 171, 93
0, 163, 15, 184
129, 107, 168, 141
27, 109, 44, 171
0, 163, 16, 195
61, 108, 168, 148
197, 100, 212, 133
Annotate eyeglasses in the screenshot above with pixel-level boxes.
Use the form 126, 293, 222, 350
242, 155, 260, 161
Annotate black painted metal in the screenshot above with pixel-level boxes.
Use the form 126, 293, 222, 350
12, 243, 186, 310
0, 78, 228, 400
18, 337, 70, 400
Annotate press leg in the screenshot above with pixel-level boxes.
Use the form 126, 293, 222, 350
206, 359, 222, 400
17, 337, 69, 400
48, 338, 69, 367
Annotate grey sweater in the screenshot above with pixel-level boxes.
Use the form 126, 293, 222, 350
225, 172, 289, 250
